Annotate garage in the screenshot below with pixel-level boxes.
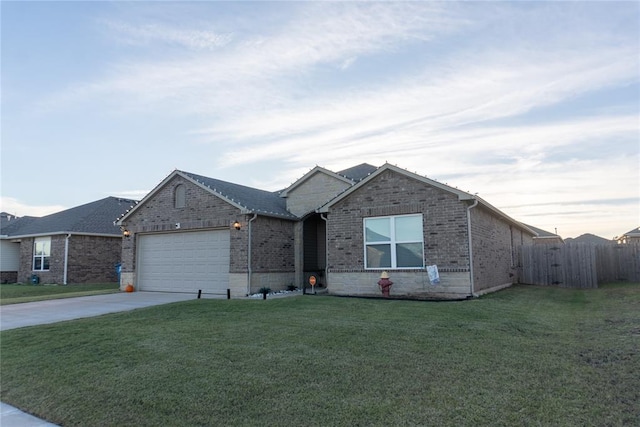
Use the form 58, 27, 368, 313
137, 229, 230, 294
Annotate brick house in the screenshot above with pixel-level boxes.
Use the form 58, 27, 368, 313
117, 163, 535, 299
0, 197, 134, 284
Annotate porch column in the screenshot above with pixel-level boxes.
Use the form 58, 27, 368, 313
293, 222, 304, 288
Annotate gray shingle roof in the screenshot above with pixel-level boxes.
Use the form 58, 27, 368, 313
564, 233, 612, 245
622, 226, 640, 236
337, 163, 377, 182
181, 171, 296, 219
183, 164, 377, 220
1, 197, 137, 237
0, 215, 38, 236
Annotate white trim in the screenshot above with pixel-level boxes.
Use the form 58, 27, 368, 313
116, 170, 179, 224
363, 214, 424, 270
466, 199, 478, 296
63, 234, 71, 285
4, 232, 120, 240
32, 236, 51, 272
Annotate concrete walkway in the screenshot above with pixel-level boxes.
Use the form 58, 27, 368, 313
0, 291, 211, 426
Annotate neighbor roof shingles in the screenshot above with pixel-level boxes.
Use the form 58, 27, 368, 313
181, 171, 296, 219
337, 163, 377, 182
1, 197, 136, 237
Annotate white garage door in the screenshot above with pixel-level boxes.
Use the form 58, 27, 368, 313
137, 230, 230, 294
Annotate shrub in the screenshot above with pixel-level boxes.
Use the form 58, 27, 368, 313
258, 286, 271, 295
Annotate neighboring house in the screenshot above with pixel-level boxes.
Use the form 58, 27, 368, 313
0, 197, 136, 284
0, 213, 34, 283
117, 163, 535, 299
564, 233, 612, 245
616, 226, 640, 244
525, 224, 564, 245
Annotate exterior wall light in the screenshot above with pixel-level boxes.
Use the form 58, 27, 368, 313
233, 220, 241, 230
123, 229, 131, 238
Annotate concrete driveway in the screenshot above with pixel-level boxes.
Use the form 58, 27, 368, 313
1, 291, 205, 331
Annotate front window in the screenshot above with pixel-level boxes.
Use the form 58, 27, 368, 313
33, 237, 51, 271
364, 214, 424, 269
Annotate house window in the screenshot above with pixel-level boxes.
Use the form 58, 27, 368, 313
364, 214, 424, 269
175, 185, 186, 208
33, 237, 51, 271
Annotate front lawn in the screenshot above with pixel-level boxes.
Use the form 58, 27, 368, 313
0, 283, 119, 305
1, 284, 638, 426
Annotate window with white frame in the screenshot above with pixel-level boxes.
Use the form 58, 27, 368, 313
33, 237, 51, 271
364, 214, 424, 269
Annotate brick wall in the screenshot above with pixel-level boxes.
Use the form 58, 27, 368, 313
250, 216, 295, 273
1, 272, 18, 284
66, 235, 121, 283
326, 169, 472, 297
330, 271, 472, 299
18, 234, 120, 284
327, 169, 471, 270
18, 235, 65, 284
469, 205, 533, 291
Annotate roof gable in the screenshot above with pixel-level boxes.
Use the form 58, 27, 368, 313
279, 166, 354, 198
318, 163, 534, 234
318, 163, 475, 212
118, 169, 296, 224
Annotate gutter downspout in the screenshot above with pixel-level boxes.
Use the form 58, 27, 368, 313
466, 199, 478, 298
247, 214, 258, 296
63, 233, 71, 285
320, 213, 328, 289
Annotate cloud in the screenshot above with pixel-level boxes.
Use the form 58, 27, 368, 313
0, 197, 66, 218
36, 2, 465, 113
108, 190, 149, 201
205, 44, 637, 170
104, 21, 233, 50
19, 1, 638, 240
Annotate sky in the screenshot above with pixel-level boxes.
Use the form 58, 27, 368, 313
1, 1, 638, 240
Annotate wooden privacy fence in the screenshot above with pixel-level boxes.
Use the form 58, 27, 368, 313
519, 244, 640, 288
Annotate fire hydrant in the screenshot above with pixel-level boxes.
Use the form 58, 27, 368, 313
378, 271, 393, 298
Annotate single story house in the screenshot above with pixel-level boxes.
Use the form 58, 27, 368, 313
616, 226, 640, 244
525, 224, 564, 245
117, 163, 536, 299
0, 197, 136, 284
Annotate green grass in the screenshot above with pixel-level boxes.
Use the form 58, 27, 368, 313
0, 283, 119, 305
1, 283, 638, 426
